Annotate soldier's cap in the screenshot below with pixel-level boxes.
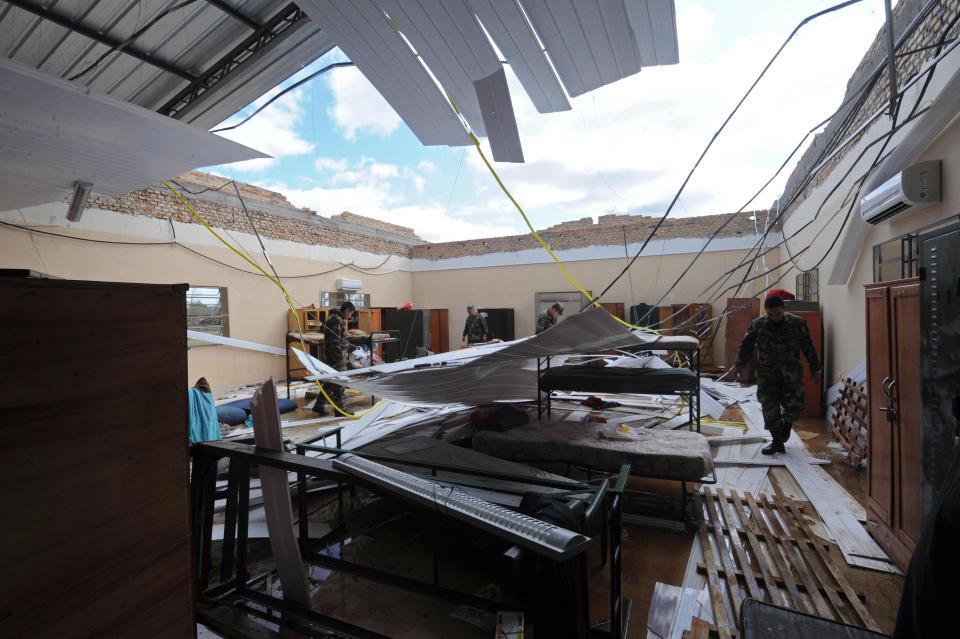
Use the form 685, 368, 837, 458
467, 305, 476, 311
551, 302, 564, 315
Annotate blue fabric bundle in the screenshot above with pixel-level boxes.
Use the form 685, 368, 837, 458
189, 387, 222, 444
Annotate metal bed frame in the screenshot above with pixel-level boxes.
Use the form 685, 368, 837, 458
191, 439, 634, 639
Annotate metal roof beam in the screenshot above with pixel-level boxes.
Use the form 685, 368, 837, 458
5, 0, 198, 82
158, 3, 306, 119
202, 0, 260, 31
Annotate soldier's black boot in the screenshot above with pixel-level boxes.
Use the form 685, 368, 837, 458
762, 431, 786, 455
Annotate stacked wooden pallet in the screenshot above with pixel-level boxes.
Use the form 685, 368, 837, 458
829, 378, 868, 468
689, 487, 881, 638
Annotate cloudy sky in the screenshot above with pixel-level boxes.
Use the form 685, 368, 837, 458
205, 0, 889, 243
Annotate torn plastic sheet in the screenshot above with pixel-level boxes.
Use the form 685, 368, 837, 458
293, 308, 666, 406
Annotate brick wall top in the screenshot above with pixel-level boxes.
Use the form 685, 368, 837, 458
332, 211, 420, 239
86, 184, 414, 257
411, 210, 771, 260
175, 171, 294, 208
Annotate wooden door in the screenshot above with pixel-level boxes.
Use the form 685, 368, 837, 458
600, 302, 625, 320
724, 297, 760, 378
429, 309, 449, 353
865, 283, 894, 527
890, 281, 923, 550
792, 311, 823, 417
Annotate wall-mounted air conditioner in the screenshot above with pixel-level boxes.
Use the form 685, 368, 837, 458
861, 160, 941, 225
336, 278, 363, 291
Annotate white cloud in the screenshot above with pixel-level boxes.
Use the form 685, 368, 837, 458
315, 157, 349, 172
326, 66, 402, 139
417, 160, 438, 173
260, 153, 518, 241
215, 89, 314, 172
458, 0, 887, 228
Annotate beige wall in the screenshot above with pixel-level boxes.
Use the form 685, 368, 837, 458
782, 105, 960, 386
411, 247, 780, 364
3, 203, 781, 388
0, 205, 413, 388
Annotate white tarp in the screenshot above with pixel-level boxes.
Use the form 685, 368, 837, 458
293, 308, 663, 406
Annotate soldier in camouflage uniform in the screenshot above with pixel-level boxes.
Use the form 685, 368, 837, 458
315, 301, 355, 414
461, 305, 489, 344
733, 295, 821, 455
535, 302, 564, 334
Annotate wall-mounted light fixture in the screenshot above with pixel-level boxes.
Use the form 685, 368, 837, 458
66, 181, 93, 222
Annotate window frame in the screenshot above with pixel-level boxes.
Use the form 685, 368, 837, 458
534, 291, 592, 321
186, 286, 229, 347
319, 291, 371, 309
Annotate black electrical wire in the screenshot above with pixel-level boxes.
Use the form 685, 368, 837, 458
622, 0, 949, 326
68, 0, 201, 82
1, 218, 398, 278
211, 61, 355, 133
657, 18, 953, 336
581, 0, 870, 312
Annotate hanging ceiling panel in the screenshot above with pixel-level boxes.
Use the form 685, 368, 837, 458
377, 0, 502, 137
468, 0, 571, 114
627, 0, 679, 66
519, 0, 640, 97
0, 57, 265, 210
298, 0, 470, 147
475, 68, 524, 162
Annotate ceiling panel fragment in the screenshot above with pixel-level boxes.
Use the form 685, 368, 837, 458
0, 57, 266, 210
468, 0, 571, 113
299, 0, 470, 147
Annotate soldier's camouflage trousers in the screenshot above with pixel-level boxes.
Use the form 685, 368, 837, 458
756, 365, 805, 441
317, 364, 347, 413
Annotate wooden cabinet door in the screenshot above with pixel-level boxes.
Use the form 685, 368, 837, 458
865, 284, 894, 526
890, 281, 923, 549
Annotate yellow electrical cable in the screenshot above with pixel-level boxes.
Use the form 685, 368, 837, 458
701, 418, 748, 429
164, 181, 384, 418
463, 130, 659, 336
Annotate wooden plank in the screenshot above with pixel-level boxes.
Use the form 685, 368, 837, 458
760, 494, 833, 618
715, 489, 764, 600
771, 498, 854, 625
731, 491, 790, 607
744, 492, 807, 613
688, 617, 710, 639
702, 487, 743, 623
785, 502, 882, 632
693, 492, 734, 639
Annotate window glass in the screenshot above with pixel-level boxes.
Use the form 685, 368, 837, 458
187, 287, 229, 347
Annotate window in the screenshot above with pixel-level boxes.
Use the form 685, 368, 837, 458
187, 287, 229, 347
319, 291, 370, 309
873, 234, 919, 282
535, 291, 592, 321
795, 269, 819, 302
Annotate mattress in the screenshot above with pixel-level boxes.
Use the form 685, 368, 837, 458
539, 365, 698, 394
473, 421, 713, 480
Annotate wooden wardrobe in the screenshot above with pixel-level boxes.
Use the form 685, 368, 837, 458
864, 277, 923, 570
